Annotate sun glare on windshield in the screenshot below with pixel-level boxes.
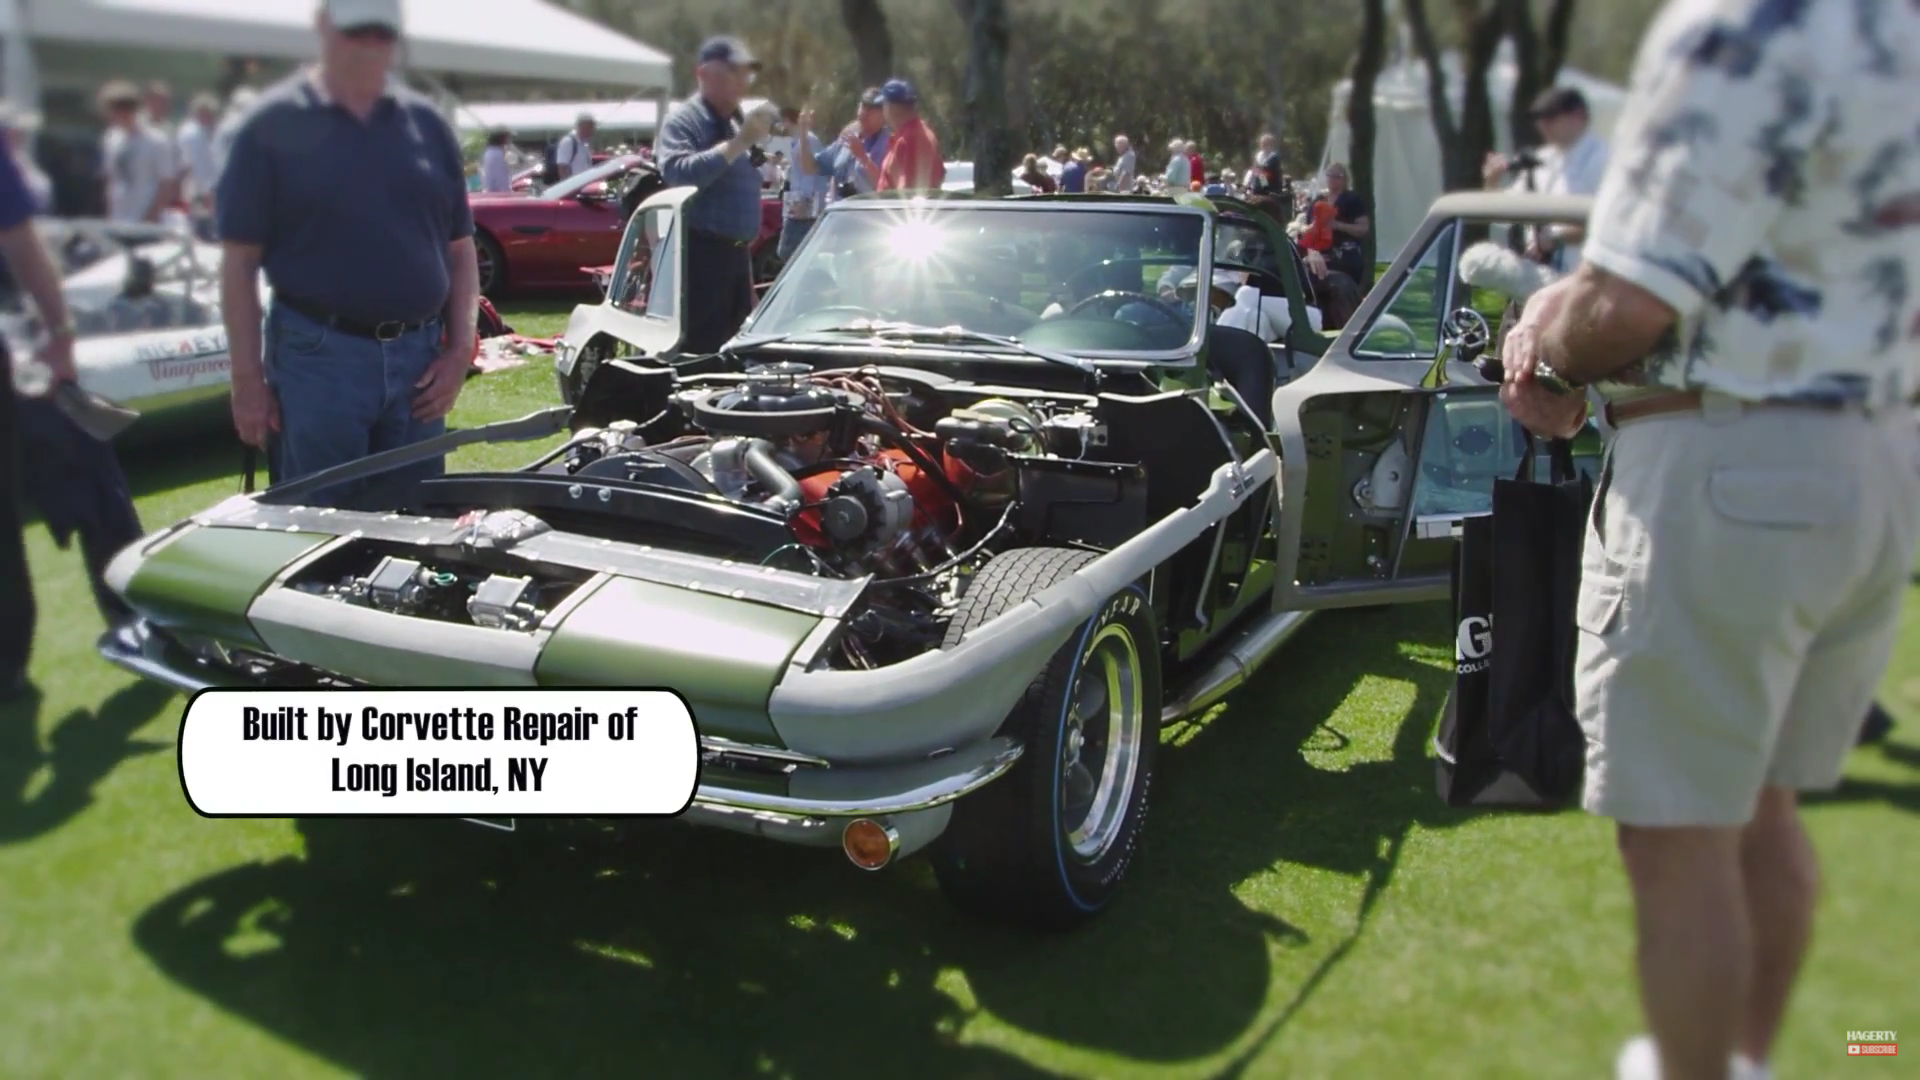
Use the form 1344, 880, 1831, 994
885, 214, 946, 264
750, 206, 1207, 355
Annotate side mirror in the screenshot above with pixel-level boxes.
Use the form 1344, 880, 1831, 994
1441, 306, 1491, 366
1422, 306, 1492, 389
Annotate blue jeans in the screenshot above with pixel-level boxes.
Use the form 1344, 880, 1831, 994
777, 217, 816, 261
263, 302, 446, 508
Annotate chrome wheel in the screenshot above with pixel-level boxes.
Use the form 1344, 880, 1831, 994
1060, 622, 1145, 863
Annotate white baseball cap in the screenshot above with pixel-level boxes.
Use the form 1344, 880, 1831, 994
1179, 268, 1249, 293
324, 0, 402, 33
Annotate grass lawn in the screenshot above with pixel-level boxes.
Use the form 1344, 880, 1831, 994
2, 296, 1916, 1079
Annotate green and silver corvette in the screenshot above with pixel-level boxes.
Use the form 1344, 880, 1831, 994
101, 188, 1601, 929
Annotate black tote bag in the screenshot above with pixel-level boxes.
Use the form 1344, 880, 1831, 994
1434, 435, 1592, 808
1486, 435, 1592, 801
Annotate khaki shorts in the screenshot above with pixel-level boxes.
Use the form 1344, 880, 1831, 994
1575, 396, 1920, 827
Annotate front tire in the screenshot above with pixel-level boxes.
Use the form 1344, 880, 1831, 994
475, 231, 506, 298
929, 547, 1162, 931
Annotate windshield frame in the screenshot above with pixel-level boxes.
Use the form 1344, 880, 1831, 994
734, 196, 1215, 369
541, 155, 644, 201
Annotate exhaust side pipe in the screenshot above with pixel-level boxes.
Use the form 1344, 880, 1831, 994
1160, 609, 1316, 725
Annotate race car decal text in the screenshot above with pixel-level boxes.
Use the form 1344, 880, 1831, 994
134, 331, 226, 364
149, 356, 230, 382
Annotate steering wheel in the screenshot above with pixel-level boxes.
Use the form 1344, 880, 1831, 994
1066, 289, 1188, 325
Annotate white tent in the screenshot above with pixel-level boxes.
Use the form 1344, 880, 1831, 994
1319, 37, 1627, 256
453, 97, 776, 142
0, 0, 673, 98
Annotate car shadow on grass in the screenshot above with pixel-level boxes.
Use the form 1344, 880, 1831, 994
0, 679, 174, 845
127, 604, 1501, 1077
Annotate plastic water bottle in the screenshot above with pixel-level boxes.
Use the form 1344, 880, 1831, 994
3, 313, 50, 396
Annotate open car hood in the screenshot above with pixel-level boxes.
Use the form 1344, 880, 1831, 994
104, 498, 869, 746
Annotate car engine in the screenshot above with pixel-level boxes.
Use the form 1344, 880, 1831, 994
544, 361, 1105, 583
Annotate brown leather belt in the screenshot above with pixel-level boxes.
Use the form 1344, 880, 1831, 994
1604, 389, 1855, 427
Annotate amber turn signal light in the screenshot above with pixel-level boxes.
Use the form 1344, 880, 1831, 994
842, 818, 899, 870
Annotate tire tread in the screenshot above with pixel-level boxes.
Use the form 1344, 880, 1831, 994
931, 547, 1157, 931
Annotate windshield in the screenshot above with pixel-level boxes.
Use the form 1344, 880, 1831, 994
743, 205, 1208, 356
543, 156, 640, 201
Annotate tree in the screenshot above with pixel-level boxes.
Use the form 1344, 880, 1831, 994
952, 0, 1012, 193
1504, 0, 1578, 149
1347, 0, 1389, 288
841, 0, 897, 88
1403, 0, 1506, 191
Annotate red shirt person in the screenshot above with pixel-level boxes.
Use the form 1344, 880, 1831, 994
874, 79, 944, 191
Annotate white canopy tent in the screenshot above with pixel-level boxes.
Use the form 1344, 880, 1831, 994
0, 0, 673, 102
1319, 38, 1627, 256
454, 97, 776, 143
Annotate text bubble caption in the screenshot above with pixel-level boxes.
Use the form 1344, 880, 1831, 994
180, 689, 699, 816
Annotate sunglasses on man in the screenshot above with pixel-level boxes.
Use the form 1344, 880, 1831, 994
341, 23, 399, 44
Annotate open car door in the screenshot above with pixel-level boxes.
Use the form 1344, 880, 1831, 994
1267, 192, 1601, 612
1208, 199, 1332, 380
555, 186, 697, 404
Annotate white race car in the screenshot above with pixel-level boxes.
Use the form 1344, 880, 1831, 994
11, 219, 260, 418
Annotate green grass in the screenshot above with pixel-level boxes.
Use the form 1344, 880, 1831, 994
3, 302, 1917, 1079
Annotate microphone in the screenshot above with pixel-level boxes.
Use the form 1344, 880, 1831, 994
1459, 241, 1558, 302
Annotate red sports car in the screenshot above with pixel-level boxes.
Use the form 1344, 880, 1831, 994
508, 151, 616, 193
473, 154, 785, 298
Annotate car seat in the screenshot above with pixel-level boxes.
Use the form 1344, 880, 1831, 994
1205, 323, 1275, 428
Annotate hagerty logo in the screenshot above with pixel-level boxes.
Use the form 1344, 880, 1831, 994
1456, 615, 1492, 675
1846, 1030, 1897, 1056
135, 331, 226, 365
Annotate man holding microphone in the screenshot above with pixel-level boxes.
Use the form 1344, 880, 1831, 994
655, 35, 778, 354
1500, 2, 1920, 1077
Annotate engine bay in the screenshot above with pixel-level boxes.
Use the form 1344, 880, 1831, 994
540, 360, 1150, 667
551, 362, 1122, 579
269, 357, 1252, 672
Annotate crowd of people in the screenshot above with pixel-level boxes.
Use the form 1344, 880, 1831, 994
0, 76, 264, 240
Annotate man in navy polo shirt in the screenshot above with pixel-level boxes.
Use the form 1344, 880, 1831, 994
655, 35, 778, 355
216, 0, 479, 506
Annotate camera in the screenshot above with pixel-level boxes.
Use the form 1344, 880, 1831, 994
1505, 149, 1544, 172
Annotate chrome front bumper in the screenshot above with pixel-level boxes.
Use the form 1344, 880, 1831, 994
99, 622, 1022, 838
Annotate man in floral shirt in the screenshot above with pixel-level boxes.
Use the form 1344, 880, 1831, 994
1501, 2, 1920, 1078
